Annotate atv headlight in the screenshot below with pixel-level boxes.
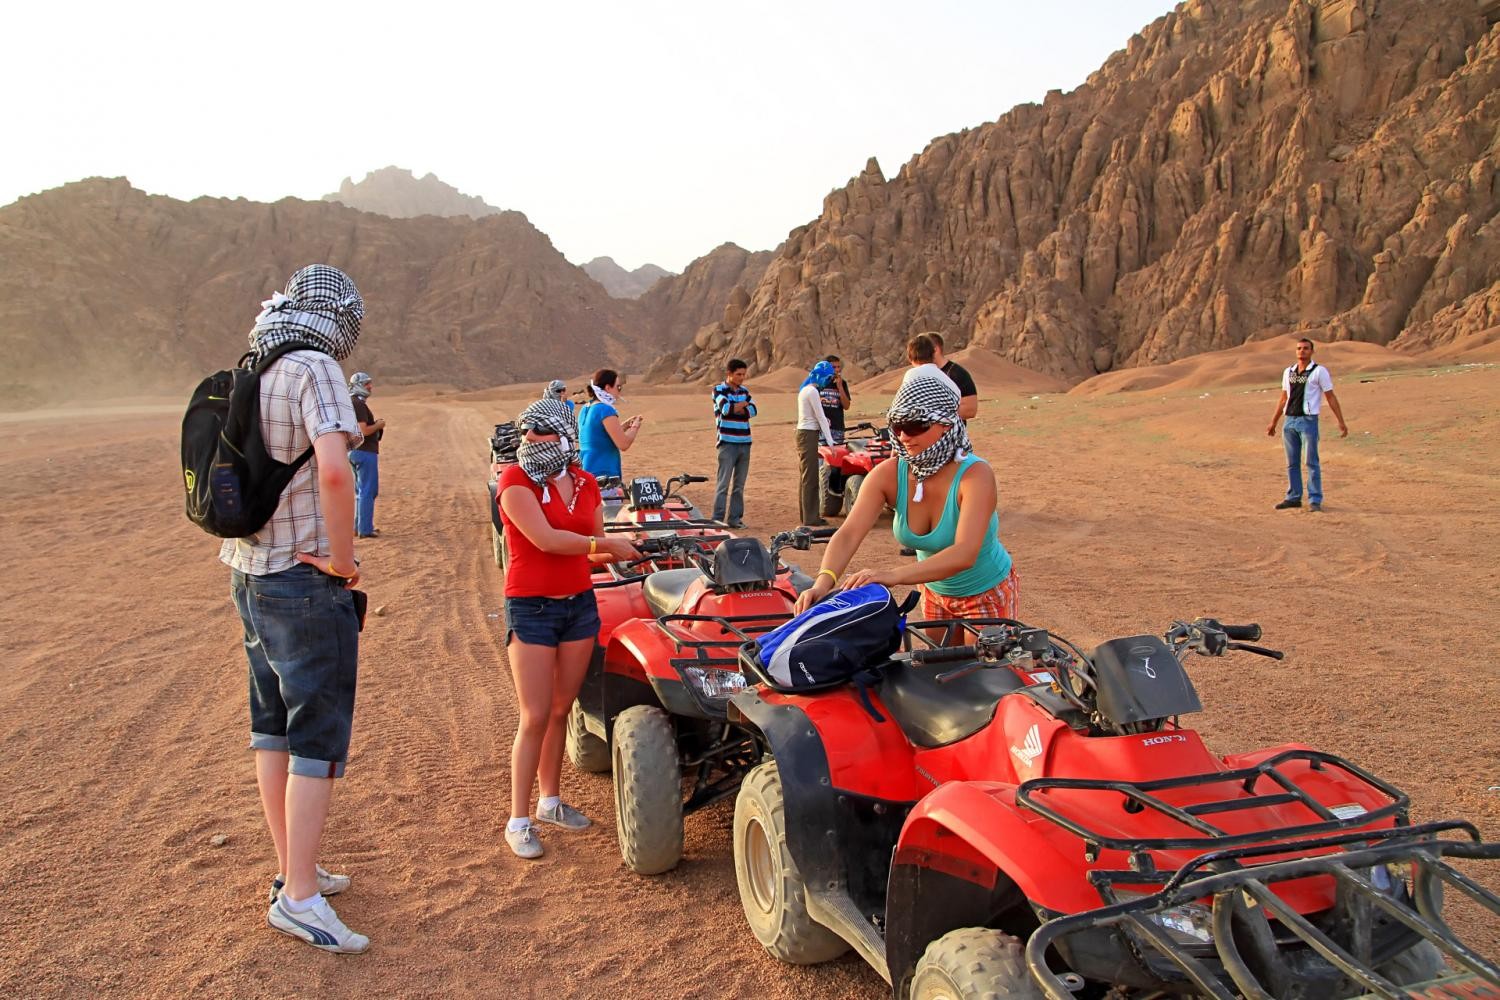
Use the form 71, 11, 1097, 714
681, 666, 747, 702
1115, 891, 1214, 945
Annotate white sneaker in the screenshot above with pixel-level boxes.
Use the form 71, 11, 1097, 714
269, 864, 351, 902
267, 895, 370, 954
506, 824, 544, 860
535, 801, 592, 830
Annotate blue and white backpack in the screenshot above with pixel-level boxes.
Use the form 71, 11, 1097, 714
748, 584, 919, 691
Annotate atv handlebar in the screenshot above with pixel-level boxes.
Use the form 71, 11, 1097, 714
1220, 622, 1262, 641
1227, 641, 1284, 660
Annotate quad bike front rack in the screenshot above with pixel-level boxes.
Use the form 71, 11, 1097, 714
1017, 749, 1410, 865
1025, 826, 1500, 999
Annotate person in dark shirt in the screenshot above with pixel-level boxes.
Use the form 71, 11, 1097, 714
926, 332, 978, 419
348, 372, 385, 539
819, 355, 852, 517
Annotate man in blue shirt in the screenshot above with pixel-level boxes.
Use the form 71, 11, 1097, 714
711, 358, 756, 528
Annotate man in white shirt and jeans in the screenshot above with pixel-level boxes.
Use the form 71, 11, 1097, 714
1266, 338, 1348, 512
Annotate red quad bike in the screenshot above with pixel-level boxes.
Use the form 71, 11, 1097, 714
819, 422, 895, 516
604, 472, 719, 528
573, 527, 834, 875
565, 524, 742, 774
729, 617, 1500, 999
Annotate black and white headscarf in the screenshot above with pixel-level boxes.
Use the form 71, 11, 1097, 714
516, 397, 580, 501
888, 372, 972, 501
249, 264, 364, 362
349, 372, 372, 398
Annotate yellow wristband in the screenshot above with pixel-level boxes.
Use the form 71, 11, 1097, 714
589, 535, 598, 555
816, 568, 838, 587
327, 561, 356, 579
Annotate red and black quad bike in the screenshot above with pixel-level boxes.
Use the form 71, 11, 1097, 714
729, 617, 1500, 999
605, 472, 719, 528
564, 526, 741, 775
486, 422, 521, 567
574, 527, 835, 875
819, 421, 895, 516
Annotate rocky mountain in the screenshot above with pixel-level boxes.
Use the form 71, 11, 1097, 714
657, 0, 1500, 383
323, 166, 502, 220
0, 179, 655, 403
582, 257, 675, 298
638, 244, 774, 365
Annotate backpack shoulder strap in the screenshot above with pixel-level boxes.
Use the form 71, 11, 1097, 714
243, 341, 323, 374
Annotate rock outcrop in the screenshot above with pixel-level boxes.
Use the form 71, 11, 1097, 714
660, 0, 1500, 383
323, 166, 502, 220
582, 257, 675, 299
640, 244, 774, 375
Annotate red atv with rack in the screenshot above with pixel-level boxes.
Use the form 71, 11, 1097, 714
819, 421, 895, 516
571, 527, 833, 875
728, 616, 1500, 999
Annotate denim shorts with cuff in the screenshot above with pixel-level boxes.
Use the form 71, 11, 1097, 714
231, 563, 360, 778
505, 591, 601, 647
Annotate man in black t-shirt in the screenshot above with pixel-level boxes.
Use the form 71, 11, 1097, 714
928, 332, 978, 419
819, 355, 852, 516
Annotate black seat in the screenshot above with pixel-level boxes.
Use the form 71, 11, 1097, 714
877, 661, 1027, 749
641, 568, 705, 618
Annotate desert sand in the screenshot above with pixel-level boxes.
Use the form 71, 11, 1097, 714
2, 351, 1498, 998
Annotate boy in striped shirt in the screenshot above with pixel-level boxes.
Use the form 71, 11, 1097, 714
711, 359, 756, 527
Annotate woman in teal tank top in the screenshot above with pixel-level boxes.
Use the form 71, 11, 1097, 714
794, 371, 1019, 622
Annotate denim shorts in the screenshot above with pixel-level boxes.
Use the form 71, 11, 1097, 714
505, 591, 601, 647
230, 563, 359, 778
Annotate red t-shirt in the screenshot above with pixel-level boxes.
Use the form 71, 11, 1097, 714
498, 465, 601, 597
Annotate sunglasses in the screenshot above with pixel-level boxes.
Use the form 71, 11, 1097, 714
890, 419, 936, 437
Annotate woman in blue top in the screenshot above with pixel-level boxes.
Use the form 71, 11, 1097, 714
794, 371, 1018, 621
577, 368, 642, 479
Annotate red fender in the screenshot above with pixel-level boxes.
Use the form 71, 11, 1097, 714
896, 780, 1100, 915
605, 617, 677, 684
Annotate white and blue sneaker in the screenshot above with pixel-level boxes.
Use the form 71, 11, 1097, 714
268, 864, 351, 902
267, 895, 369, 954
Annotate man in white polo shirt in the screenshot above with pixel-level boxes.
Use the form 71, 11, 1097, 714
1266, 338, 1348, 512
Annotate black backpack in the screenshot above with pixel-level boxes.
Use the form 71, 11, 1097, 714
181, 341, 322, 537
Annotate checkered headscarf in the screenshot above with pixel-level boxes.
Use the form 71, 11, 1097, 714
349, 372, 372, 398
888, 372, 971, 501
516, 397, 580, 496
249, 264, 364, 362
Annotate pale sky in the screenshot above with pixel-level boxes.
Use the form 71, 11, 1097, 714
4, 0, 1179, 273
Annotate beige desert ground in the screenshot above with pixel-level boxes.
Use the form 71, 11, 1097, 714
2, 343, 1498, 998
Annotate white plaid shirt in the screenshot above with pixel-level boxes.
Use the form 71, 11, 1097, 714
219, 351, 363, 575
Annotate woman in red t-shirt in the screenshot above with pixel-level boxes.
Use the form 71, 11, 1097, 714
497, 398, 637, 860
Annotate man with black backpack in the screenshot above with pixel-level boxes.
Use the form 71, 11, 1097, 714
217, 264, 372, 953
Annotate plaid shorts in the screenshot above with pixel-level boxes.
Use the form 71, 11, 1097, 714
920, 567, 1020, 621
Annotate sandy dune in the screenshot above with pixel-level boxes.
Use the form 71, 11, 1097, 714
2, 358, 1498, 997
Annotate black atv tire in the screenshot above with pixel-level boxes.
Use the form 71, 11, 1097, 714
611, 706, 683, 875
1377, 940, 1450, 986
566, 699, 609, 774
733, 761, 849, 965
843, 474, 865, 514
909, 927, 1042, 1000
492, 525, 508, 570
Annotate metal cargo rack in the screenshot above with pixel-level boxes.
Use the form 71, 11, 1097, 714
1025, 827, 1500, 999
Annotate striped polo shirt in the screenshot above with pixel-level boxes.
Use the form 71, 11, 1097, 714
712, 381, 756, 445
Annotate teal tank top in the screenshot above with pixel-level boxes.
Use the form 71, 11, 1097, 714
892, 454, 1011, 597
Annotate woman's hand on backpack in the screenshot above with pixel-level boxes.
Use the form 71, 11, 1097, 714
794, 575, 835, 614
297, 551, 361, 588
839, 567, 897, 591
